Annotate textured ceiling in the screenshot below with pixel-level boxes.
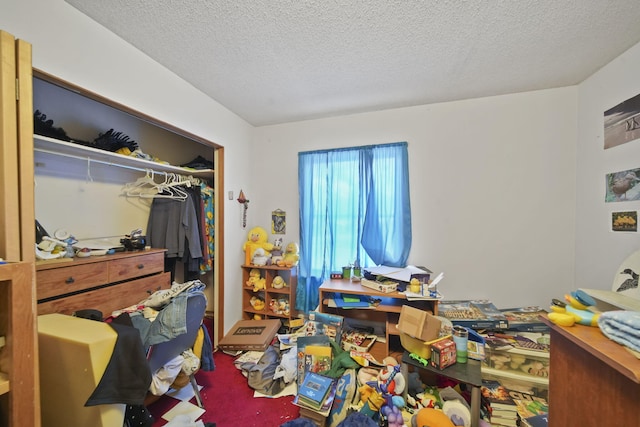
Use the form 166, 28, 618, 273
64, 0, 640, 127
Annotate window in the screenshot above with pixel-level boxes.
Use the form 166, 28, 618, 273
297, 142, 412, 313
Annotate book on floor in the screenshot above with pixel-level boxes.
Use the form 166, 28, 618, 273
296, 335, 332, 387
521, 413, 549, 427
296, 372, 337, 412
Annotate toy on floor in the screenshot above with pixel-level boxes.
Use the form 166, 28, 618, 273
411, 408, 455, 427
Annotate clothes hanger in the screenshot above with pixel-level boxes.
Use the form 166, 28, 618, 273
124, 169, 160, 197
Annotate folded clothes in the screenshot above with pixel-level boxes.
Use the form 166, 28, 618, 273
597, 310, 640, 352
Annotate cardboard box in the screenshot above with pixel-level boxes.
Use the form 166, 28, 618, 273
430, 337, 457, 370
397, 305, 444, 359
398, 305, 441, 341
360, 278, 398, 293
218, 319, 281, 351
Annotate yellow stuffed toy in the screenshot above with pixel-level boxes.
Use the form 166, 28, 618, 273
278, 242, 299, 267
249, 296, 265, 311
246, 268, 261, 287
243, 226, 274, 265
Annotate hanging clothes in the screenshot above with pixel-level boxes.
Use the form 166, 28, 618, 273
146, 187, 203, 280
199, 182, 214, 275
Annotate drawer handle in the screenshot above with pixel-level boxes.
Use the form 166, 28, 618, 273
65, 277, 75, 284
137, 264, 144, 269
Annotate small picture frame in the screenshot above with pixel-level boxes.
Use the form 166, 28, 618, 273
271, 209, 286, 234
611, 211, 638, 232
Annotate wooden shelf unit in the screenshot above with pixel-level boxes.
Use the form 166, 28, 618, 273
542, 316, 640, 426
319, 279, 439, 361
0, 262, 38, 427
241, 264, 298, 322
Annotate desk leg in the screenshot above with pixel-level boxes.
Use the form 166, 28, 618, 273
400, 362, 409, 403
470, 384, 480, 427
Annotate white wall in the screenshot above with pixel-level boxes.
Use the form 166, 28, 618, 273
576, 42, 640, 290
251, 87, 578, 309
1, 0, 252, 333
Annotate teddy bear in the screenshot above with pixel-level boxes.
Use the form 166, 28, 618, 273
242, 226, 274, 265
278, 241, 299, 267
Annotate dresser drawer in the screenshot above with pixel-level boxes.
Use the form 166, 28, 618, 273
37, 263, 109, 300
108, 252, 164, 282
37, 272, 171, 316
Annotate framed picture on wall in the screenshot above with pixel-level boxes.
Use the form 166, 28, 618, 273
611, 211, 637, 232
272, 209, 286, 234
605, 168, 640, 202
604, 93, 640, 149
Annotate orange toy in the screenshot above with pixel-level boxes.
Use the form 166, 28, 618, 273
411, 408, 455, 427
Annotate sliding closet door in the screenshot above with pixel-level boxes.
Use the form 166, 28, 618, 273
0, 30, 21, 262
0, 29, 40, 427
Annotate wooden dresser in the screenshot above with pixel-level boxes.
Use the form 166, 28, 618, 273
36, 248, 170, 317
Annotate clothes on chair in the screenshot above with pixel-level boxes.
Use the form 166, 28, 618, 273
149, 354, 184, 396
85, 319, 152, 406
133, 281, 206, 348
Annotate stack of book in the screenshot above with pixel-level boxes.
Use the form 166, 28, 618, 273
481, 379, 519, 427
295, 371, 337, 414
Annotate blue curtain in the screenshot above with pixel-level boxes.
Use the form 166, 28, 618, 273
297, 142, 412, 313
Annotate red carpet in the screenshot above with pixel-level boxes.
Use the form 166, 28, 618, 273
149, 351, 300, 427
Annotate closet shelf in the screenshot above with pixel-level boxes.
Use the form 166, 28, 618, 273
34, 134, 214, 178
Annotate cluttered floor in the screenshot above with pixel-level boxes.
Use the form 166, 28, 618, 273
148, 350, 300, 426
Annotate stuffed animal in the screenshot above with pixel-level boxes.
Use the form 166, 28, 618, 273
278, 242, 299, 267
272, 275, 287, 289
252, 247, 271, 266
270, 237, 284, 265
252, 276, 266, 292
249, 296, 265, 311
246, 269, 261, 287
243, 226, 274, 265
378, 363, 406, 396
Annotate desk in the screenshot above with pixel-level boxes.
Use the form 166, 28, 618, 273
542, 316, 640, 426
319, 279, 439, 360
400, 352, 482, 427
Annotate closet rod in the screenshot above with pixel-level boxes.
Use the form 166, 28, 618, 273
34, 146, 180, 176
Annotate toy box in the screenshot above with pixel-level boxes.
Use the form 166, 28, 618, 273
430, 337, 457, 370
